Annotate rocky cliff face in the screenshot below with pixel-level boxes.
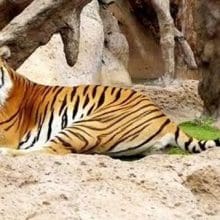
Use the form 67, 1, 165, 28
0, 149, 219, 220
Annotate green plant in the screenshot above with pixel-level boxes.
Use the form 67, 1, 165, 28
167, 119, 220, 155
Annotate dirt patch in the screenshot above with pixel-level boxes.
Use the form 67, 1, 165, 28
184, 166, 220, 216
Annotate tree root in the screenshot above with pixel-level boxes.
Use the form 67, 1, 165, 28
0, 0, 91, 68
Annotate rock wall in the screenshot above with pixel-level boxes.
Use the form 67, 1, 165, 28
107, 1, 164, 80
17, 0, 131, 87
133, 80, 203, 123
198, 0, 220, 117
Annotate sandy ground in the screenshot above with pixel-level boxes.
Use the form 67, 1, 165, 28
0, 149, 219, 220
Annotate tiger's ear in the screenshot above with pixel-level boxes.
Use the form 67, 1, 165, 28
0, 46, 11, 60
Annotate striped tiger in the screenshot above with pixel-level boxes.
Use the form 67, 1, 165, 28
0, 47, 219, 156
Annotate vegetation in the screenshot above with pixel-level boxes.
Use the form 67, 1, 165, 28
168, 118, 220, 155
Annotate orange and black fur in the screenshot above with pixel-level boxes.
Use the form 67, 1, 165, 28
0, 49, 219, 156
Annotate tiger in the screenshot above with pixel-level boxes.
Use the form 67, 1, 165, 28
0, 46, 219, 157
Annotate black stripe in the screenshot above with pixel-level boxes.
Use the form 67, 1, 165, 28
19, 131, 31, 147
41, 86, 52, 101
50, 87, 64, 111
101, 91, 143, 113
33, 102, 50, 146
92, 85, 99, 99
192, 146, 200, 153
102, 121, 152, 150
83, 85, 90, 96
33, 101, 42, 125
0, 107, 20, 125
61, 108, 68, 129
115, 88, 122, 100
50, 139, 58, 144
95, 94, 151, 118
97, 87, 107, 108
83, 94, 90, 109
30, 86, 53, 126
29, 137, 38, 148
184, 137, 193, 152
87, 103, 95, 115
60, 131, 70, 139
5, 90, 36, 131
64, 130, 89, 151
56, 136, 72, 148
4, 116, 19, 131
134, 118, 170, 146
18, 87, 40, 132
22, 92, 39, 134
100, 104, 160, 123
111, 87, 116, 95
0, 67, 5, 88
51, 86, 59, 93
117, 114, 165, 142
68, 126, 93, 138
109, 118, 170, 153
72, 95, 80, 119
16, 108, 25, 130
72, 131, 88, 144
214, 139, 220, 146
47, 109, 54, 141
74, 107, 162, 132
120, 123, 151, 143
120, 90, 136, 105
175, 127, 180, 144
59, 95, 67, 116
71, 87, 76, 101
198, 140, 206, 151
48, 146, 59, 153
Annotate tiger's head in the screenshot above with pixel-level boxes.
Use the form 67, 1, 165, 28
0, 46, 13, 106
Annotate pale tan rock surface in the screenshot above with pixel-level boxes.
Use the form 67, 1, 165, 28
17, 0, 131, 87
0, 149, 219, 220
133, 80, 203, 123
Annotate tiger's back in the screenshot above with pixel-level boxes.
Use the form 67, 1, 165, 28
0, 52, 219, 156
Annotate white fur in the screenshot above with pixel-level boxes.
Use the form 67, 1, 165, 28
0, 66, 13, 106
0, 46, 11, 59
108, 133, 174, 157
99, 0, 115, 4
19, 105, 86, 150
151, 133, 174, 150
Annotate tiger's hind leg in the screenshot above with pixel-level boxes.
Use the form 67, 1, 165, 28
0, 122, 101, 156
141, 133, 175, 155
41, 124, 100, 155
0, 137, 78, 156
